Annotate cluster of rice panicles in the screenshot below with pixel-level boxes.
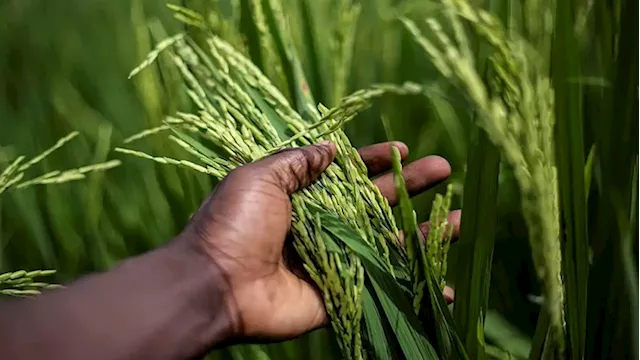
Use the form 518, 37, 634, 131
119, 30, 433, 358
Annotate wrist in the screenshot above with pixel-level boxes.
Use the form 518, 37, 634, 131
0, 231, 240, 360
160, 235, 238, 352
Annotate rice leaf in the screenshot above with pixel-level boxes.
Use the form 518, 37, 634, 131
390, 146, 427, 313
585, 0, 638, 358
238, 0, 263, 69
362, 287, 395, 360
552, 0, 589, 358
258, 0, 317, 120
310, 205, 391, 273
313, 208, 439, 360
328, 0, 360, 107
453, 129, 500, 360
484, 310, 530, 359
529, 310, 549, 360
424, 263, 470, 360
259, 0, 299, 109
584, 144, 595, 201
298, 0, 326, 105
389, 145, 469, 360
242, 81, 292, 140
365, 266, 439, 360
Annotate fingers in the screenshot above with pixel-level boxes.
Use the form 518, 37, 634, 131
443, 286, 455, 304
399, 210, 458, 305
418, 209, 462, 242
373, 155, 451, 206
251, 141, 337, 195
358, 141, 409, 176
397, 210, 462, 246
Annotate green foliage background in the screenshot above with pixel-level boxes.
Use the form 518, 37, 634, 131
0, 0, 636, 359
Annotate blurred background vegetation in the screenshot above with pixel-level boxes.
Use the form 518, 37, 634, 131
0, 0, 635, 359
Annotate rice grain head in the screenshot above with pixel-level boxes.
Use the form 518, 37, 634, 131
402, 0, 565, 355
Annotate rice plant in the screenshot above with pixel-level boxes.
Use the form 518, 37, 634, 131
0, 131, 120, 297
0, 0, 636, 359
401, 2, 565, 357
119, 13, 468, 355
401, 0, 637, 359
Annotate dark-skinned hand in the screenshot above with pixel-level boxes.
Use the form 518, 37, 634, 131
180, 140, 461, 342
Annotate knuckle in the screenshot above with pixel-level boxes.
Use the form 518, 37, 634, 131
228, 162, 262, 180
288, 151, 311, 176
218, 165, 262, 194
278, 151, 310, 192
229, 145, 329, 194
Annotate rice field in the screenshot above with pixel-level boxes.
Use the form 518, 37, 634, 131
0, 0, 637, 359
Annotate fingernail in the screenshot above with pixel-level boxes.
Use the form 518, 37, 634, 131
317, 140, 333, 147
391, 141, 408, 152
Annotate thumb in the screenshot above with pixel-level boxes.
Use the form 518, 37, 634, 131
251, 141, 337, 195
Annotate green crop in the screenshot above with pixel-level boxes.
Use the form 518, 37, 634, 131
0, 0, 636, 359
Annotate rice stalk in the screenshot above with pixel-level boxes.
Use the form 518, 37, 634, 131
248, 0, 288, 97
205, 0, 244, 52
329, 0, 361, 106
402, 0, 565, 356
0, 132, 121, 196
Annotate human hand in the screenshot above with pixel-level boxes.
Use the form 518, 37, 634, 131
179, 141, 461, 343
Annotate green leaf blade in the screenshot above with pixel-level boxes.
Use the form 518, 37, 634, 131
453, 130, 500, 360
